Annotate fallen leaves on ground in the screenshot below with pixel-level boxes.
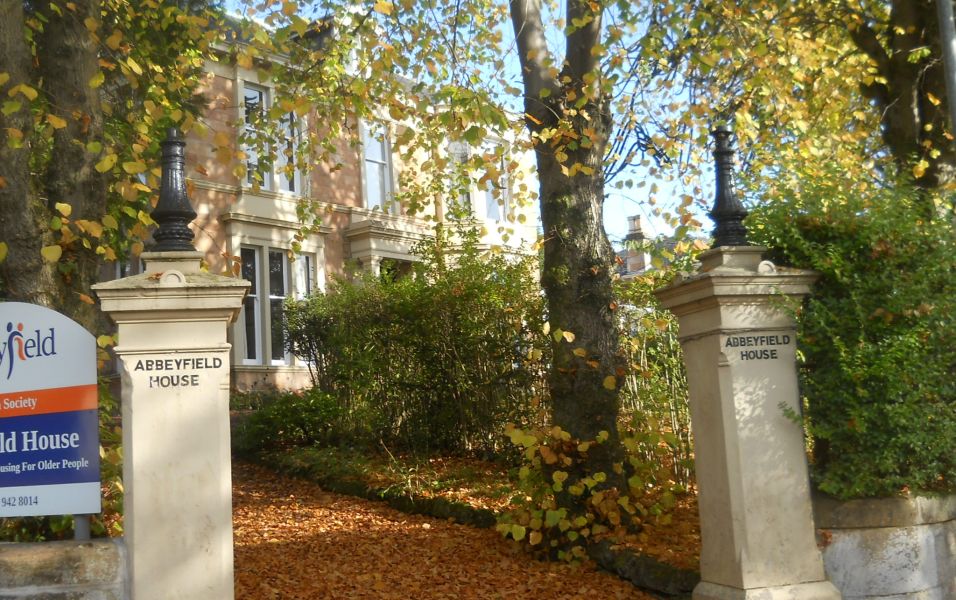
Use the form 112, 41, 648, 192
609, 493, 700, 572
233, 462, 658, 599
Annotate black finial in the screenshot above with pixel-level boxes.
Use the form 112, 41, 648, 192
150, 128, 197, 251
709, 126, 750, 248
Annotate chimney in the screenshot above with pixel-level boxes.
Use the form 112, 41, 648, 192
624, 215, 649, 275
625, 215, 644, 242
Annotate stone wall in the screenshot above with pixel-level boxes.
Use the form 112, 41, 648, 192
0, 539, 125, 599
816, 494, 956, 599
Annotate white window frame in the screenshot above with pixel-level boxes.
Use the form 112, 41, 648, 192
242, 83, 273, 191
483, 144, 511, 222
447, 142, 472, 220
361, 121, 397, 215
266, 249, 291, 366
240, 81, 305, 196
240, 246, 263, 365
238, 246, 293, 367
276, 111, 302, 194
293, 253, 321, 299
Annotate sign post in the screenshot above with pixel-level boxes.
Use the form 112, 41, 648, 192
0, 302, 100, 518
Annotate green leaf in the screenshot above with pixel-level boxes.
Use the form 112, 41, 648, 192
1, 101, 21, 116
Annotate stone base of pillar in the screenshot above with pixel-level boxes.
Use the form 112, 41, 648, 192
694, 580, 842, 600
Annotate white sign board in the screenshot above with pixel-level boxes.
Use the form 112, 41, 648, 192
0, 302, 100, 517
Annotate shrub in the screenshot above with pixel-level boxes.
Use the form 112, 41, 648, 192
615, 271, 693, 488
496, 424, 684, 561
233, 388, 348, 453
749, 171, 955, 498
280, 226, 549, 456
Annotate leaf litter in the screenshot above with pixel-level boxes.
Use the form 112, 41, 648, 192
233, 462, 660, 599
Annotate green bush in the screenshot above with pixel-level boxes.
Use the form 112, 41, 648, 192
280, 226, 549, 456
749, 172, 955, 498
615, 271, 693, 488
233, 388, 347, 453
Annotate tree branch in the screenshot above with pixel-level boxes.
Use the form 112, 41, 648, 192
847, 20, 890, 73
565, 0, 602, 80
510, 0, 560, 125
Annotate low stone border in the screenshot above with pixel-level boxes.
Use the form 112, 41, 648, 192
814, 493, 956, 599
253, 452, 699, 597
0, 539, 126, 599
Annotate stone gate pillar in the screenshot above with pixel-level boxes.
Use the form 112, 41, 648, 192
653, 127, 841, 600
93, 129, 248, 600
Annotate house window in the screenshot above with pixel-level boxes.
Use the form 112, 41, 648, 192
240, 246, 291, 366
293, 253, 320, 299
484, 146, 510, 222
277, 112, 300, 193
243, 84, 272, 190
362, 122, 396, 214
240, 247, 262, 363
268, 249, 289, 365
448, 143, 472, 219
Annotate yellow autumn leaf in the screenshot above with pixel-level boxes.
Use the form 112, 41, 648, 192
912, 160, 929, 179
14, 84, 38, 101
572, 347, 587, 357
102, 214, 119, 229
602, 375, 617, 390
562, 330, 575, 343
122, 161, 147, 174
105, 30, 123, 50
88, 71, 105, 89
41, 245, 63, 263
373, 0, 394, 15
95, 153, 117, 172
126, 58, 143, 75
46, 113, 68, 129
78, 219, 100, 236
281, 0, 297, 16
0, 242, 7, 263
55, 202, 72, 217
528, 531, 543, 545
0, 73, 9, 87
96, 334, 113, 347
78, 294, 95, 306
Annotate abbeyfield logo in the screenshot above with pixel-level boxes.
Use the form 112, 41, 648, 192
0, 322, 57, 380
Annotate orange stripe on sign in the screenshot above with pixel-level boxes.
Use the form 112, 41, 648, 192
0, 384, 98, 418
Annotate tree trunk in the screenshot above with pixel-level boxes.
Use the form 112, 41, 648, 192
851, 0, 956, 190
0, 0, 107, 333
0, 3, 52, 308
511, 0, 625, 484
